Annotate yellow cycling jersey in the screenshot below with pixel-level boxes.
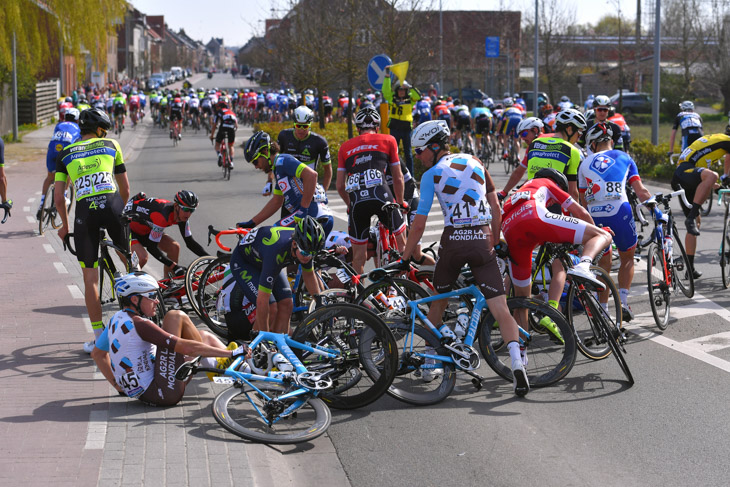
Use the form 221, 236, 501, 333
55, 138, 126, 201
678, 133, 730, 168
525, 136, 582, 180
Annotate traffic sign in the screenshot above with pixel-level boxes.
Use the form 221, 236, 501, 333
367, 54, 393, 91
485, 37, 500, 58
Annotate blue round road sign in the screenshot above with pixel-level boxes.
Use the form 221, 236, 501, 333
367, 54, 393, 91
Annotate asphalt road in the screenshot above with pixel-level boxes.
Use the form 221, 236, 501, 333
125, 73, 730, 486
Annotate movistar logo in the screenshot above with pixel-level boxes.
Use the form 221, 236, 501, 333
276, 253, 286, 265
240, 270, 252, 282
263, 227, 284, 246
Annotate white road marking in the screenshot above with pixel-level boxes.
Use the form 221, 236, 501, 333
27, 197, 35, 203
84, 409, 108, 450
23, 206, 30, 212
82, 314, 92, 333
53, 262, 68, 274
68, 284, 84, 299
43, 244, 54, 253
26, 216, 35, 223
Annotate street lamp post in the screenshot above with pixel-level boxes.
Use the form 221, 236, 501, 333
533, 0, 538, 115
652, 0, 661, 145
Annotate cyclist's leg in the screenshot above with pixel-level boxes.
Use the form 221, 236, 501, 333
130, 238, 149, 268
158, 234, 180, 277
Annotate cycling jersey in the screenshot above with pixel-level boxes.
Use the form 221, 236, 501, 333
277, 129, 331, 172
673, 111, 703, 150
46, 121, 80, 173
470, 106, 491, 121
414, 99, 432, 124
96, 310, 185, 406
417, 153, 494, 228
272, 154, 332, 223
55, 138, 125, 200
525, 136, 582, 182
501, 107, 524, 136
579, 149, 641, 251
502, 178, 587, 287
677, 133, 730, 168
126, 196, 207, 267
128, 95, 140, 108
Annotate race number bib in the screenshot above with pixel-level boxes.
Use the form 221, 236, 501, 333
449, 199, 491, 228
74, 171, 114, 198
345, 174, 360, 193
118, 371, 144, 398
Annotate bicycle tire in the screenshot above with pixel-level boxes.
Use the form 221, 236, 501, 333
671, 224, 694, 299
700, 197, 712, 217
185, 255, 216, 319
212, 384, 331, 444
646, 243, 670, 330
722, 203, 730, 289
197, 255, 231, 339
581, 289, 634, 385
38, 185, 55, 234
566, 265, 621, 361
478, 297, 577, 388
291, 303, 398, 410
503, 145, 510, 174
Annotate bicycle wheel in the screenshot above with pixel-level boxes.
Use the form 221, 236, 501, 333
671, 224, 694, 299
98, 259, 119, 324
38, 185, 55, 235
185, 255, 216, 319
646, 243, 670, 330
354, 278, 430, 316
197, 255, 231, 338
581, 289, 634, 385
566, 266, 621, 361
503, 144, 510, 174
722, 204, 730, 289
700, 197, 712, 217
212, 384, 331, 444
291, 303, 398, 410
385, 322, 456, 406
478, 297, 577, 387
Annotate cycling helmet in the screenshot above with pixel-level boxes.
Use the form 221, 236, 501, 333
593, 95, 611, 108
79, 107, 112, 132
393, 79, 411, 91
585, 122, 614, 147
217, 100, 228, 109
680, 100, 695, 111
64, 108, 80, 122
584, 109, 595, 122
293, 106, 314, 124
555, 108, 587, 132
293, 216, 325, 255
534, 167, 569, 193
65, 96, 73, 103
725, 125, 730, 136
114, 271, 159, 298
608, 106, 616, 117
244, 131, 272, 163
476, 100, 484, 108
354, 106, 380, 129
411, 120, 450, 148
513, 93, 520, 99
516, 116, 544, 133
131, 90, 137, 95
560, 95, 570, 102
174, 190, 199, 209
503, 97, 514, 107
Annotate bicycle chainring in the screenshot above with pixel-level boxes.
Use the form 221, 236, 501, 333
296, 371, 333, 390
448, 343, 480, 370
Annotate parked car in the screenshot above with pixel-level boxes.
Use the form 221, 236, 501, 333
447, 88, 487, 104
170, 67, 183, 81
163, 71, 174, 85
610, 92, 652, 115
148, 73, 165, 90
519, 91, 550, 111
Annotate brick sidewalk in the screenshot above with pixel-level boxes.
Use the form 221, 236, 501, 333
0, 121, 349, 486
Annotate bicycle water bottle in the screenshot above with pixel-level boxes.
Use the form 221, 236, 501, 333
454, 309, 469, 339
664, 236, 673, 258
438, 324, 458, 343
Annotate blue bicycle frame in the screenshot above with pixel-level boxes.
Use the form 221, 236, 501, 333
216, 331, 338, 424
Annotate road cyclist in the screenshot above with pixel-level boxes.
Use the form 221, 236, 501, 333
37, 107, 80, 221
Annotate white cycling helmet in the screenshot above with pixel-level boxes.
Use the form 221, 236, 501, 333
64, 107, 81, 122
411, 120, 450, 149
354, 106, 380, 129
293, 105, 314, 124
593, 95, 611, 108
503, 97, 514, 107
555, 108, 587, 131
114, 271, 159, 298
516, 117, 544, 133
680, 100, 694, 111
585, 122, 614, 147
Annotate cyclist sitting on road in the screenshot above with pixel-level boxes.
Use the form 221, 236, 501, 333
125, 190, 208, 279
579, 123, 652, 321
671, 132, 730, 278
210, 99, 238, 167
669, 100, 704, 155
501, 167, 613, 334
37, 107, 80, 221
226, 217, 326, 338
402, 120, 530, 396
55, 107, 131, 352
239, 131, 333, 236
336, 106, 407, 274
91, 271, 249, 406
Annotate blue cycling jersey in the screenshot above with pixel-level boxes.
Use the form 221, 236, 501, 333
46, 121, 81, 172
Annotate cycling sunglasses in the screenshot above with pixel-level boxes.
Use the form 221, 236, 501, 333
595, 107, 609, 112
414, 147, 426, 155
519, 129, 531, 138
294, 123, 311, 129
178, 205, 195, 213
139, 291, 158, 301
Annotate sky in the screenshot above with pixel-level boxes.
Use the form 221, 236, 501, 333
130, 0, 640, 48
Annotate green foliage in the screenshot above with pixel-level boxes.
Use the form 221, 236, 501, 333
631, 139, 674, 181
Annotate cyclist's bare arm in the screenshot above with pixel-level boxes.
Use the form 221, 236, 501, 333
298, 166, 318, 209
389, 163, 405, 206
402, 213, 427, 261
90, 348, 124, 394
487, 191, 501, 246
336, 170, 350, 206
630, 179, 652, 203
322, 163, 332, 190
251, 193, 284, 225
116, 172, 130, 203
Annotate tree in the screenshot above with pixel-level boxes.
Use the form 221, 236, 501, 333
0, 0, 125, 95
702, 0, 730, 112
663, 0, 707, 98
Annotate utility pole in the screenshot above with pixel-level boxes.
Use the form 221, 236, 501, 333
652, 0, 661, 145
12, 32, 18, 142
635, 0, 642, 91
439, 0, 443, 95
533, 0, 539, 115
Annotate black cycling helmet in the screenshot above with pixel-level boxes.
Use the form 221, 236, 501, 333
244, 131, 271, 163
354, 106, 380, 129
293, 216, 325, 256
174, 190, 199, 209
79, 107, 112, 132
534, 167, 569, 193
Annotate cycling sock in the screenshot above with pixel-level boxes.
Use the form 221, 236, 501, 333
619, 288, 629, 307
688, 254, 696, 268
547, 299, 559, 309
688, 203, 701, 220
579, 256, 592, 266
506, 340, 522, 365
91, 321, 104, 339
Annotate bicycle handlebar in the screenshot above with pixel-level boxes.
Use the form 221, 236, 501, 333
717, 188, 730, 206
0, 204, 10, 224
638, 189, 691, 211
207, 224, 249, 252
63, 233, 77, 256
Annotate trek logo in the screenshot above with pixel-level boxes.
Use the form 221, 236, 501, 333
346, 144, 378, 156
